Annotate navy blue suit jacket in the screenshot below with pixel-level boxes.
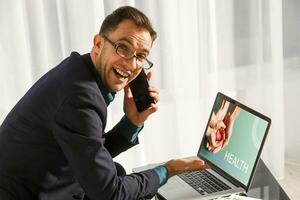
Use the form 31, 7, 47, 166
0, 52, 160, 200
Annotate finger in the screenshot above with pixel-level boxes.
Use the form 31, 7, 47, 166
231, 105, 241, 118
193, 159, 208, 167
223, 140, 229, 147
223, 101, 230, 113
223, 113, 230, 125
221, 99, 226, 108
189, 160, 211, 171
178, 159, 204, 167
149, 103, 158, 113
201, 164, 211, 169
216, 121, 226, 129
210, 112, 218, 127
149, 92, 159, 103
195, 157, 206, 162
139, 103, 158, 117
208, 145, 212, 152
146, 71, 152, 81
210, 129, 217, 147
231, 104, 238, 112
123, 85, 133, 98
213, 145, 222, 153
206, 126, 213, 137
148, 86, 159, 94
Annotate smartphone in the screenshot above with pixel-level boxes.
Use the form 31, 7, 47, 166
129, 69, 155, 112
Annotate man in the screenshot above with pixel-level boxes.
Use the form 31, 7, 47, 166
0, 6, 208, 200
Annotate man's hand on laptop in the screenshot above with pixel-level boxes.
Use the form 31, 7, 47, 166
164, 158, 210, 177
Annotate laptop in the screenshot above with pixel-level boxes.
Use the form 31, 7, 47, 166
133, 92, 271, 200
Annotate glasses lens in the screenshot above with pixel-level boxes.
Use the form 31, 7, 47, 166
116, 46, 131, 59
142, 60, 152, 70
116, 44, 153, 70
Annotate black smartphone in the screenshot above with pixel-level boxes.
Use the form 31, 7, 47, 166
129, 69, 155, 112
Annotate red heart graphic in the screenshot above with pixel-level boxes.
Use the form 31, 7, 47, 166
216, 128, 225, 141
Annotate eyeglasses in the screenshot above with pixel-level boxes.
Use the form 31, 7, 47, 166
101, 35, 153, 70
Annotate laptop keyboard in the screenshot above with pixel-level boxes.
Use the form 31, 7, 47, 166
178, 170, 231, 195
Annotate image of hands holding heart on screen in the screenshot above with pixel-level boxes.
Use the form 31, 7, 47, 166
206, 99, 241, 153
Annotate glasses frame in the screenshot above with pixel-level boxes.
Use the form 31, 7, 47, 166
101, 35, 153, 70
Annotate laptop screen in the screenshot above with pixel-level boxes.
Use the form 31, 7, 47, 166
198, 93, 270, 187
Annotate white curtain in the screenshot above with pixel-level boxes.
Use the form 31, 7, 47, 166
0, 0, 284, 179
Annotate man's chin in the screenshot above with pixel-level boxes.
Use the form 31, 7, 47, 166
109, 84, 126, 92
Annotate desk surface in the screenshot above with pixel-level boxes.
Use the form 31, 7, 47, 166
156, 159, 290, 200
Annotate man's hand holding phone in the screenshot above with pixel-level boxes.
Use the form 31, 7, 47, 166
124, 71, 159, 127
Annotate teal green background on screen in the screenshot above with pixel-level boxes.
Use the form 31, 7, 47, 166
200, 96, 268, 185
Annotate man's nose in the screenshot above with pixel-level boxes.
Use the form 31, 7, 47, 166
123, 56, 138, 71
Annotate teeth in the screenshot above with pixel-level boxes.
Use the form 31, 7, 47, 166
115, 68, 129, 78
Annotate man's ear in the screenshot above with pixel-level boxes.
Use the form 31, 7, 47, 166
93, 34, 103, 54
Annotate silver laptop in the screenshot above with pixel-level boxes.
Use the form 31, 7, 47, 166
133, 92, 271, 200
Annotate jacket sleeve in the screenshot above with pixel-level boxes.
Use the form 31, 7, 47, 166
104, 116, 142, 158
52, 91, 160, 200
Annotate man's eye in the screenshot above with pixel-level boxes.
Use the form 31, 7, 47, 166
117, 44, 129, 51
136, 54, 146, 61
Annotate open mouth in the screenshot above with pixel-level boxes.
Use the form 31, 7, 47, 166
113, 68, 130, 79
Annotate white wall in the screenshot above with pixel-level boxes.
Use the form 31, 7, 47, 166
284, 64, 300, 164
283, 0, 300, 165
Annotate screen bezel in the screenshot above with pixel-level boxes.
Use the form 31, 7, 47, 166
197, 92, 271, 191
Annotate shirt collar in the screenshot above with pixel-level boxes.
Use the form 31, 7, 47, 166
82, 53, 115, 106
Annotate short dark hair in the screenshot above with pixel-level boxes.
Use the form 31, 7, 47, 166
99, 6, 157, 42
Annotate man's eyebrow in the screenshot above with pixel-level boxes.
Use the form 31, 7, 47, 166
118, 37, 150, 54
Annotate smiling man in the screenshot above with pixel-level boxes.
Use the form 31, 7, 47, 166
0, 6, 208, 200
